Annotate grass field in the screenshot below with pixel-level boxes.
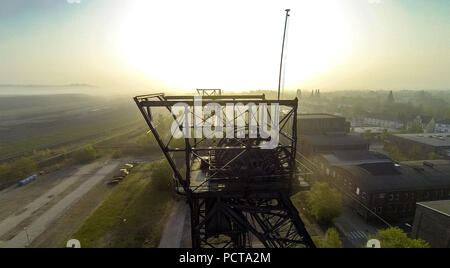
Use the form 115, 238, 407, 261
0, 93, 156, 190
0, 94, 146, 161
72, 163, 174, 248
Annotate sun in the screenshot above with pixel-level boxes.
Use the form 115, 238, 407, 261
117, 1, 354, 91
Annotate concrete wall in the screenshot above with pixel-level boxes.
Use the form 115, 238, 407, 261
411, 204, 450, 248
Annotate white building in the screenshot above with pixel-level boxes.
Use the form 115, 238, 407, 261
436, 119, 450, 133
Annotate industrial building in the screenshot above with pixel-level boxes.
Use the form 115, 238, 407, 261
297, 114, 450, 223
297, 114, 368, 156
313, 154, 450, 222
389, 133, 450, 158
411, 200, 450, 248
297, 113, 350, 135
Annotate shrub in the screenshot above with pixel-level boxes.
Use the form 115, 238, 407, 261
308, 183, 343, 225
149, 160, 174, 192
112, 150, 123, 159
322, 228, 342, 248
0, 157, 37, 188
369, 227, 429, 248
73, 145, 97, 164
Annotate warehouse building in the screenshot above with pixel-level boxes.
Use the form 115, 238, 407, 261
389, 133, 450, 159
297, 113, 350, 135
297, 114, 368, 156
313, 154, 450, 222
297, 114, 450, 223
411, 200, 450, 248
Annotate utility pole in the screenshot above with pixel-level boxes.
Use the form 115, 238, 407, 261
278, 9, 291, 101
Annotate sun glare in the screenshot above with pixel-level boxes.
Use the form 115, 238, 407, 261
118, 0, 353, 91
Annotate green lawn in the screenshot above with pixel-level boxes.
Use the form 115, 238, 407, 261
72, 163, 174, 248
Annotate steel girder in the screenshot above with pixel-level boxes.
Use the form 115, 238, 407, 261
190, 193, 315, 248
134, 92, 314, 248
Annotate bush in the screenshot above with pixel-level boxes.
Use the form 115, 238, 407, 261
308, 183, 343, 225
112, 150, 123, 159
322, 228, 342, 248
314, 228, 343, 248
73, 145, 97, 164
369, 227, 429, 248
0, 157, 37, 189
149, 160, 174, 192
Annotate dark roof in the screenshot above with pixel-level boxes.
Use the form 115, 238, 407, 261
301, 134, 368, 147
337, 164, 450, 192
392, 133, 450, 147
297, 113, 343, 120
417, 200, 450, 217
321, 153, 450, 193
321, 150, 392, 166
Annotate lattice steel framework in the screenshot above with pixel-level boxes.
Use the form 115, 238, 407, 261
134, 93, 315, 248
197, 89, 222, 96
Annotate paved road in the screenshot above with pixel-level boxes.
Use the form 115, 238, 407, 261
0, 160, 120, 248
334, 208, 379, 248
158, 199, 191, 248
0, 161, 102, 239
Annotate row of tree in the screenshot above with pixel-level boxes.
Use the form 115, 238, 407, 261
293, 182, 429, 248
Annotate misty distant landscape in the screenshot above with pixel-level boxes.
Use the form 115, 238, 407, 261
0, 84, 104, 96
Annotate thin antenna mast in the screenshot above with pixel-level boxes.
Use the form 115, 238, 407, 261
278, 9, 291, 101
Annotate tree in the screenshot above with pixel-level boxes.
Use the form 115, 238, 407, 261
73, 145, 97, 164
408, 145, 427, 160
314, 228, 343, 248
149, 160, 174, 192
308, 183, 343, 225
380, 129, 391, 143
406, 121, 424, 134
0, 157, 37, 189
363, 130, 374, 144
384, 144, 407, 161
369, 227, 429, 248
12, 157, 37, 179
387, 91, 395, 104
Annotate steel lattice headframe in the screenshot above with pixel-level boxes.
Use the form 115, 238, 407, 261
134, 92, 315, 248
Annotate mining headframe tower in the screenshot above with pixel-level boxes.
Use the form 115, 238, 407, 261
134, 89, 315, 248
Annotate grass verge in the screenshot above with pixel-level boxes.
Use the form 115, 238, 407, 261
71, 162, 174, 248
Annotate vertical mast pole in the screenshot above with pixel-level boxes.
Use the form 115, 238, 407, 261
278, 9, 290, 101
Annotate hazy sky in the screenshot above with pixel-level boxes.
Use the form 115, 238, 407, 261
0, 0, 449, 92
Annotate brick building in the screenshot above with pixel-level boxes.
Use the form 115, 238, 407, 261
312, 153, 450, 222
297, 114, 450, 223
